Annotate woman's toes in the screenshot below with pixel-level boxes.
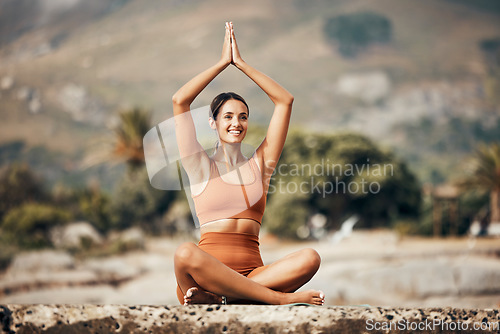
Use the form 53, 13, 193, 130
186, 287, 198, 298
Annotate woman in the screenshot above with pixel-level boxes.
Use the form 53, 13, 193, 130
173, 22, 325, 306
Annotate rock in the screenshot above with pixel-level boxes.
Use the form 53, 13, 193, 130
58, 83, 87, 121
0, 269, 98, 296
50, 221, 103, 249
336, 71, 391, 104
109, 227, 146, 250
454, 257, 500, 295
28, 94, 42, 114
15, 86, 32, 101
0, 286, 116, 304
8, 250, 74, 274
57, 83, 105, 124
83, 257, 143, 280
1, 76, 13, 90
118, 227, 146, 249
1, 304, 499, 333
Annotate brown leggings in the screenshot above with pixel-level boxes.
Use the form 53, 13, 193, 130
176, 232, 269, 304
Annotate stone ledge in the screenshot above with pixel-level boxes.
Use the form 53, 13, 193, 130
1, 304, 499, 333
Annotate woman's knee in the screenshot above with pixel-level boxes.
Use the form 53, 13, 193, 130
300, 248, 321, 272
174, 242, 200, 269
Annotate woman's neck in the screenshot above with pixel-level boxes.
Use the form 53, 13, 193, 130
213, 142, 246, 166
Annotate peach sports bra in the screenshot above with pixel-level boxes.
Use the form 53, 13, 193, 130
191, 156, 266, 226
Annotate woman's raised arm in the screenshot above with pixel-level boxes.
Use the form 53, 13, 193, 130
172, 23, 232, 183
172, 23, 232, 114
229, 23, 294, 177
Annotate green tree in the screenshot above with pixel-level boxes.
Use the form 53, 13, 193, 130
324, 12, 392, 58
264, 131, 421, 238
459, 143, 500, 223
84, 106, 180, 232
84, 107, 152, 173
113, 107, 151, 171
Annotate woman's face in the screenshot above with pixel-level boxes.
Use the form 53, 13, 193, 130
212, 99, 248, 144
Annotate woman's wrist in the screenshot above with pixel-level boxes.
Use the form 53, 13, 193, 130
233, 58, 246, 70
217, 59, 231, 70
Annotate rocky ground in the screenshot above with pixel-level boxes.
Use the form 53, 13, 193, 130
3, 304, 499, 333
0, 230, 499, 308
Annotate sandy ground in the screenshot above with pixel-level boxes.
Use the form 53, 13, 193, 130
1, 229, 499, 308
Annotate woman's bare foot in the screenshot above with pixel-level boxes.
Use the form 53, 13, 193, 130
183, 287, 222, 305
280, 289, 325, 306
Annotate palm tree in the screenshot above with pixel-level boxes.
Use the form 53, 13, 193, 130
112, 107, 151, 171
84, 106, 152, 173
459, 142, 500, 223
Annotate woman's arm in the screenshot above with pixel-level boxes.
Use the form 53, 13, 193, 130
173, 23, 232, 183
173, 23, 232, 114
229, 23, 294, 178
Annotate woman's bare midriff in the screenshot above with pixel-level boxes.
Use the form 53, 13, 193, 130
200, 218, 260, 236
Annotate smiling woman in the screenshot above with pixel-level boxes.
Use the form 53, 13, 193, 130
209, 94, 249, 146
171, 22, 324, 306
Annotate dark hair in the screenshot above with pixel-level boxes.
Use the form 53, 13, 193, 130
210, 92, 249, 120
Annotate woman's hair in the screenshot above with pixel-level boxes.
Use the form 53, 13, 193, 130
210, 92, 249, 120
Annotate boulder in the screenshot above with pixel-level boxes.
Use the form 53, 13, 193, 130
1, 304, 499, 333
8, 250, 74, 274
109, 227, 146, 250
50, 221, 103, 249
336, 71, 391, 104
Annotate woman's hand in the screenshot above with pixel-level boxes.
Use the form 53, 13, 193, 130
229, 22, 245, 67
220, 22, 232, 66
172, 22, 233, 110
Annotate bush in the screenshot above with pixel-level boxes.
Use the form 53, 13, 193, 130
0, 163, 46, 220
51, 184, 116, 234
110, 168, 176, 232
78, 187, 114, 233
324, 11, 392, 57
1, 203, 71, 248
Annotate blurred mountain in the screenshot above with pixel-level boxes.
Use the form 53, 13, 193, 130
0, 0, 499, 186
0, 0, 131, 47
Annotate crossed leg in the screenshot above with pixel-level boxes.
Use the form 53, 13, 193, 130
248, 248, 321, 292
175, 242, 323, 305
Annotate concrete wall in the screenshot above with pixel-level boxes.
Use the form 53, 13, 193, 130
1, 304, 499, 333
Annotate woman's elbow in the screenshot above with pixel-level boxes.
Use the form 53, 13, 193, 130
172, 94, 191, 115
172, 94, 183, 105
282, 94, 294, 106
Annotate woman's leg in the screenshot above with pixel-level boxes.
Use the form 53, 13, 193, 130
174, 242, 324, 305
225, 248, 322, 304
247, 248, 321, 293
